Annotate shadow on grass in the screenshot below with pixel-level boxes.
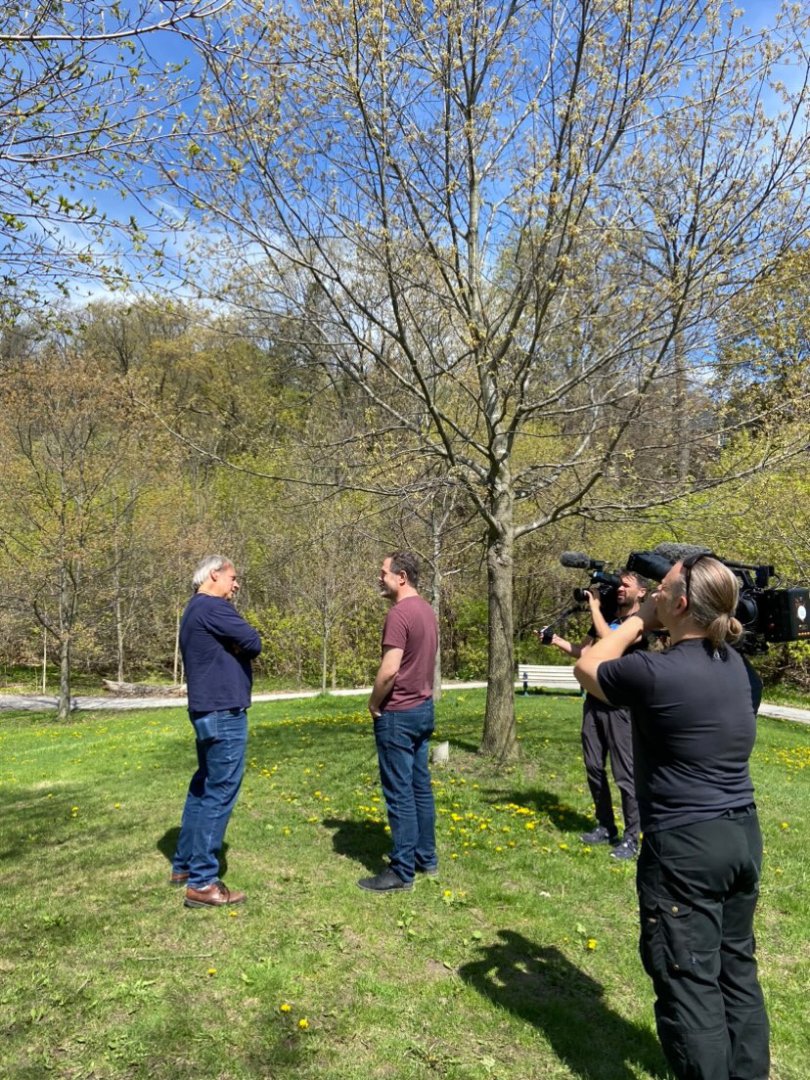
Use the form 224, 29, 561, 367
1, 784, 84, 863
484, 786, 593, 834
156, 827, 230, 878
459, 930, 667, 1080
446, 737, 481, 754
322, 816, 390, 871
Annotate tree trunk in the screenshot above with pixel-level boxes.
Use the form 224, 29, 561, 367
57, 560, 75, 721
673, 327, 691, 482
320, 606, 329, 693
479, 492, 517, 762
431, 521, 442, 703
173, 606, 181, 685
114, 554, 125, 683
58, 633, 72, 721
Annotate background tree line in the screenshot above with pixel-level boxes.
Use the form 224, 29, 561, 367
0, 285, 808, 721
1, 2, 809, 744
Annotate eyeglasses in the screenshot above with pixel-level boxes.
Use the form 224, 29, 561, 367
681, 553, 711, 608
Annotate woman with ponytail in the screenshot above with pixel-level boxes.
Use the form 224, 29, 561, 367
574, 555, 769, 1080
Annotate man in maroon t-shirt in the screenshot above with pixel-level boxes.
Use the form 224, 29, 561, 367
358, 552, 439, 892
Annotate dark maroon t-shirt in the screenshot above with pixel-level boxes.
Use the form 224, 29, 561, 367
381, 595, 438, 711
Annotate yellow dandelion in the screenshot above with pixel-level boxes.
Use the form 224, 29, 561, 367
207, 968, 217, 976
587, 939, 598, 951
298, 1018, 309, 1030
279, 1002, 292, 1013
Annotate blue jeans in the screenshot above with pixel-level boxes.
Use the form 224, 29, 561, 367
172, 708, 248, 887
374, 699, 437, 884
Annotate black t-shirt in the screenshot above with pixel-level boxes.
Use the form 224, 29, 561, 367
597, 638, 762, 833
584, 613, 648, 710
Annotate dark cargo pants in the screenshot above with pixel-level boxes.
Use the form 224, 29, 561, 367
581, 697, 639, 842
637, 808, 769, 1080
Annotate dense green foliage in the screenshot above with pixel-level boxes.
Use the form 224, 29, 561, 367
1, 297, 808, 700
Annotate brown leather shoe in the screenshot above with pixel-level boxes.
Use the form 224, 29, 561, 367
170, 870, 189, 886
184, 882, 246, 908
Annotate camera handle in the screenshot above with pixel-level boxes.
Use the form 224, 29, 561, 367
538, 601, 585, 644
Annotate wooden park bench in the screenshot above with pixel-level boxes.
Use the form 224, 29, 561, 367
515, 663, 581, 694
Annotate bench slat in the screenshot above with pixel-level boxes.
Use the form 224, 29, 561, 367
515, 664, 580, 692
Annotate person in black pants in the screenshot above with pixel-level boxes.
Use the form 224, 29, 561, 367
545, 570, 648, 859
574, 555, 769, 1080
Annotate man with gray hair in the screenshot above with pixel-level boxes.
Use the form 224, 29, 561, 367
170, 556, 262, 908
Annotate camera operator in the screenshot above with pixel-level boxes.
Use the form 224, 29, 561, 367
573, 555, 769, 1080
542, 570, 648, 860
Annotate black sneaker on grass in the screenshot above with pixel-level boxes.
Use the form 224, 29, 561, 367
580, 825, 619, 845
357, 868, 413, 892
610, 837, 639, 860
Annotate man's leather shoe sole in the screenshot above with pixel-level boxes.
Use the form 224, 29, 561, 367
184, 882, 246, 908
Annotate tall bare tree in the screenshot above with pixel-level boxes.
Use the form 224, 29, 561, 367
0, 1, 231, 323
162, 0, 810, 759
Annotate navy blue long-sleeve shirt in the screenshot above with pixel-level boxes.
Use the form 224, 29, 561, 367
179, 592, 262, 712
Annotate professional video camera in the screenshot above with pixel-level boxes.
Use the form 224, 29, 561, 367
556, 543, 809, 654
559, 553, 622, 620
536, 553, 624, 644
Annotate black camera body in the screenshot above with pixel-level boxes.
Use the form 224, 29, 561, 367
572, 571, 622, 623
625, 547, 809, 653
557, 545, 809, 654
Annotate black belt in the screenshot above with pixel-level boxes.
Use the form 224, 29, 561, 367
721, 803, 756, 819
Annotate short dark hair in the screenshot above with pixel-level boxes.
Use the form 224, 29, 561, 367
388, 551, 420, 588
621, 568, 649, 591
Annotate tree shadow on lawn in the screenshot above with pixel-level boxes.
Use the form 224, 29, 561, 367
459, 930, 667, 1080
322, 817, 390, 872
483, 786, 593, 834
444, 736, 481, 754
0, 784, 84, 864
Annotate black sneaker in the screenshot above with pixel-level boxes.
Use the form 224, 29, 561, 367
357, 868, 413, 892
610, 837, 639, 861
580, 825, 619, 845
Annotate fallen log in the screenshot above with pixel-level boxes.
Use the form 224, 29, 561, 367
102, 680, 187, 698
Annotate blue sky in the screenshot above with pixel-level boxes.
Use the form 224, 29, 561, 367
4, 0, 807, 313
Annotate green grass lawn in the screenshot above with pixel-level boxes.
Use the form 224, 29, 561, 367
1, 690, 807, 1080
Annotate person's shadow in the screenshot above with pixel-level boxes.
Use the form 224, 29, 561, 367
156, 828, 229, 879
458, 930, 667, 1080
322, 817, 390, 872
483, 786, 594, 834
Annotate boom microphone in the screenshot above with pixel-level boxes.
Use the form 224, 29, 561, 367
653, 542, 715, 564
627, 542, 715, 583
560, 551, 598, 569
